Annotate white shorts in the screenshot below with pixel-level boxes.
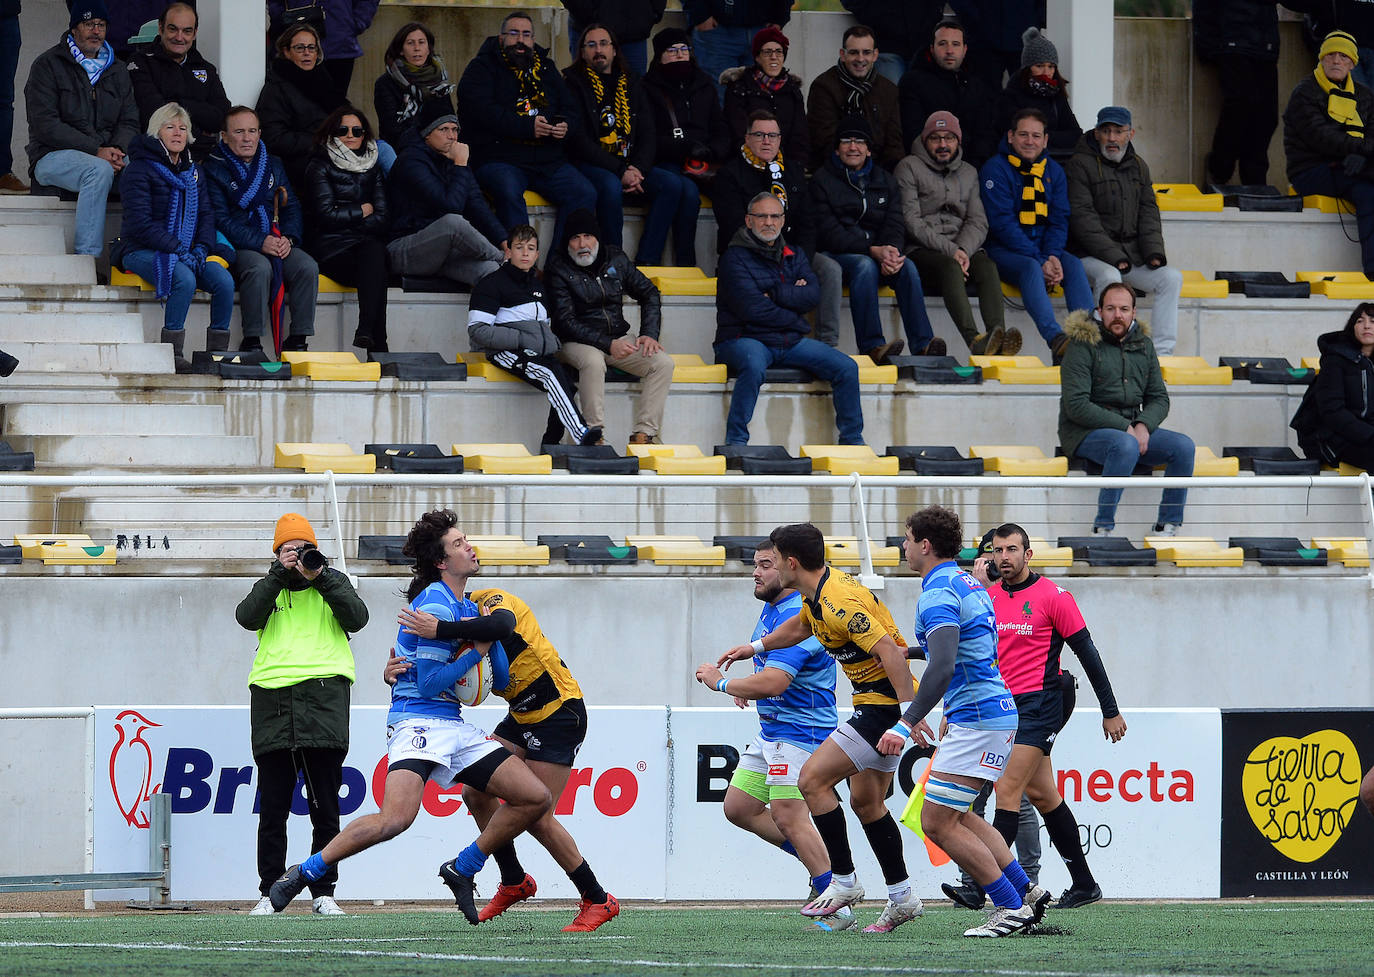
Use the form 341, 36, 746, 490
930, 722, 1015, 783
737, 735, 814, 786
386, 716, 505, 790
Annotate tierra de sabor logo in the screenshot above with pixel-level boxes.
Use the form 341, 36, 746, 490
1242, 731, 1363, 862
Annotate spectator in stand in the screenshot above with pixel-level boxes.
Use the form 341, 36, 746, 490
1285, 31, 1374, 281
949, 0, 1042, 92
560, 0, 666, 77
205, 105, 318, 353
114, 101, 234, 372
997, 28, 1080, 163
25, 2, 138, 258
563, 23, 698, 267
715, 191, 863, 446
1288, 0, 1374, 91
1066, 106, 1181, 356
812, 116, 943, 362
127, 3, 229, 164
806, 25, 904, 172
723, 27, 808, 179
0, 0, 26, 194
684, 0, 792, 101
546, 209, 673, 447
1291, 303, 1374, 471
1193, 0, 1281, 186
839, 0, 946, 85
372, 21, 454, 149
712, 110, 844, 347
980, 107, 1092, 364
106, 0, 170, 59
268, 0, 379, 95
385, 100, 505, 291
302, 104, 390, 352
257, 23, 347, 191
457, 11, 596, 255
896, 110, 1020, 356
899, 18, 1000, 169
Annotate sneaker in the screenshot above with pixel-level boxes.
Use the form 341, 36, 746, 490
941, 881, 986, 910
963, 901, 1037, 937
478, 873, 537, 921
801, 878, 865, 917
562, 893, 620, 932
249, 896, 276, 916
809, 905, 857, 932
1025, 884, 1052, 924
579, 425, 604, 446
438, 859, 481, 924
0, 172, 29, 193
312, 895, 346, 916
268, 865, 307, 912
1054, 882, 1102, 909
999, 327, 1023, 356
861, 892, 924, 933
1152, 523, 1180, 537
1091, 525, 1116, 537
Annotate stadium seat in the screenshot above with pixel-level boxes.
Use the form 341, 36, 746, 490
886, 445, 984, 475
1298, 192, 1353, 213
626, 443, 727, 474
544, 444, 640, 474
800, 444, 900, 475
1192, 445, 1241, 476
1000, 280, 1063, 297
968, 354, 1059, 384
1178, 270, 1229, 299
1301, 356, 1321, 371
714, 535, 770, 562
364, 443, 464, 474
1157, 356, 1232, 385
1058, 535, 1158, 567
1153, 183, 1224, 211
357, 535, 408, 564
280, 350, 381, 381
1215, 271, 1310, 298
317, 274, 356, 294
1323, 461, 1367, 475
625, 535, 726, 565
0, 544, 20, 564
460, 352, 522, 381
468, 535, 550, 566
1296, 271, 1374, 300
671, 353, 728, 383
1312, 537, 1369, 567
1144, 535, 1244, 567
537, 534, 638, 564
450, 443, 552, 474
824, 537, 902, 567
850, 354, 898, 384
111, 254, 230, 290
1207, 183, 1302, 212
1228, 537, 1328, 567
369, 352, 467, 381
887, 354, 982, 384
13, 533, 115, 565
204, 350, 291, 379
274, 442, 377, 473
1217, 356, 1313, 385
640, 267, 717, 295
714, 444, 812, 474
0, 439, 35, 471
969, 445, 1068, 475
524, 190, 551, 207
400, 275, 470, 293
1027, 537, 1073, 567
1222, 446, 1320, 475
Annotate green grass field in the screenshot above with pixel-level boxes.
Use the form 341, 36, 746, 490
2, 902, 1372, 977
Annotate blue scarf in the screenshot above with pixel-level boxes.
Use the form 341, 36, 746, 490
147, 157, 201, 301
66, 35, 113, 85
217, 139, 272, 237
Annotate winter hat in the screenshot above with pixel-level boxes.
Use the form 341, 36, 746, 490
653, 27, 692, 59
836, 115, 873, 145
1020, 27, 1059, 69
416, 98, 459, 138
1096, 105, 1132, 128
921, 110, 962, 142
273, 513, 318, 552
563, 208, 602, 248
70, 0, 109, 29
752, 26, 789, 59
1320, 30, 1360, 65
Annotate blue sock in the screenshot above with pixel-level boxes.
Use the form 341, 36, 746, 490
1003, 858, 1030, 895
984, 872, 1023, 910
300, 851, 328, 882
811, 871, 832, 893
780, 839, 798, 858
453, 841, 487, 878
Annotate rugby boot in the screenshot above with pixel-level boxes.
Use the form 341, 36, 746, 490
963, 901, 1037, 937
439, 858, 481, 924
941, 881, 986, 910
809, 905, 856, 932
1054, 883, 1102, 909
478, 873, 538, 921
1025, 884, 1053, 924
861, 892, 924, 933
268, 864, 307, 911
562, 893, 620, 932
801, 878, 864, 917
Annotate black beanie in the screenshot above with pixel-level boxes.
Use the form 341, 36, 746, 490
563, 208, 601, 249
416, 98, 459, 138
653, 27, 692, 59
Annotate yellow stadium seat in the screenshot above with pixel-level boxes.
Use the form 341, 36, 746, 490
850, 354, 898, 384
1296, 271, 1374, 300
1179, 270, 1229, 298
1027, 537, 1073, 567
626, 443, 727, 474
39, 543, 116, 565
969, 354, 1059, 384
523, 190, 552, 207
468, 535, 550, 566
1300, 193, 1353, 214
825, 537, 902, 567
1157, 356, 1232, 385
1153, 183, 1223, 212
625, 535, 726, 566
280, 350, 381, 381
1322, 461, 1366, 475
1312, 537, 1370, 567
274, 442, 377, 473
450, 443, 553, 474
13, 533, 99, 559
317, 274, 356, 294
459, 352, 523, 381
1301, 356, 1320, 371
657, 276, 717, 295
800, 444, 900, 475
968, 445, 1069, 475
671, 353, 728, 383
110, 268, 153, 290
1145, 535, 1244, 567
1192, 445, 1240, 476
1000, 281, 1062, 297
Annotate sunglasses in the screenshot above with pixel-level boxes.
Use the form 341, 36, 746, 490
334, 125, 365, 137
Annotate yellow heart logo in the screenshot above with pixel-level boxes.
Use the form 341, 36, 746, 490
1242, 730, 1364, 863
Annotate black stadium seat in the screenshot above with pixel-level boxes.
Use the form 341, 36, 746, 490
887, 445, 984, 475
357, 535, 409, 564
1215, 271, 1310, 298
713, 535, 770, 563
542, 444, 640, 474
364, 443, 464, 473
1207, 184, 1303, 212
537, 534, 638, 564
0, 440, 35, 471
369, 352, 468, 381
887, 355, 982, 384
1058, 536, 1158, 567
713, 444, 812, 474
1228, 537, 1328, 567
1217, 356, 1314, 385
1222, 446, 1320, 475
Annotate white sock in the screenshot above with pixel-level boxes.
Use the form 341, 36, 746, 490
833, 872, 857, 888
888, 881, 912, 903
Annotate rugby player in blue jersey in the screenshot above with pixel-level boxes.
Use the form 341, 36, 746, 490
268, 509, 552, 923
877, 505, 1052, 938
696, 540, 844, 925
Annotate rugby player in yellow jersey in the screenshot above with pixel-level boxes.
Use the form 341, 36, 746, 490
720, 523, 924, 933
387, 587, 618, 933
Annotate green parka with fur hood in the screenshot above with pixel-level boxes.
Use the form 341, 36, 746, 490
1057, 307, 1169, 458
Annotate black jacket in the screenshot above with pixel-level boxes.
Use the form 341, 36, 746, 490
457, 36, 581, 170
561, 0, 667, 43
1283, 73, 1374, 177
997, 72, 1082, 162
24, 35, 139, 173
1292, 330, 1374, 462
547, 245, 662, 351
712, 151, 815, 256
1192, 0, 1281, 62
302, 148, 389, 264
839, 0, 946, 63
681, 0, 792, 29
387, 141, 506, 244
373, 69, 455, 147
127, 38, 231, 161
898, 50, 1000, 167
722, 67, 809, 177
562, 63, 657, 177
255, 59, 346, 190
810, 154, 905, 255
641, 62, 732, 166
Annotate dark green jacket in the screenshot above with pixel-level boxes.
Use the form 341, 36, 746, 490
1064, 132, 1166, 269
1058, 309, 1169, 458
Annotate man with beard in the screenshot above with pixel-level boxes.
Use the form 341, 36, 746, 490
694, 540, 845, 927
1065, 106, 1181, 356
546, 209, 672, 446
898, 19, 999, 168
458, 11, 596, 251
806, 25, 903, 172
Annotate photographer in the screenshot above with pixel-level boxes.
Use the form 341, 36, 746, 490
235, 512, 368, 916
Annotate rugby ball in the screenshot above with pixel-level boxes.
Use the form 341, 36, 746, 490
451, 641, 493, 707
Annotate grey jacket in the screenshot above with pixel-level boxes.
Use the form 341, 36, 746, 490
25, 35, 139, 173
893, 136, 988, 258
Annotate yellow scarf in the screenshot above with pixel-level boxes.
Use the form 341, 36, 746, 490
742, 144, 787, 206
1007, 152, 1048, 226
1315, 66, 1364, 138
585, 64, 632, 156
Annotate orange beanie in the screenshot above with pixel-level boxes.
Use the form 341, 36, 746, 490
273, 512, 318, 551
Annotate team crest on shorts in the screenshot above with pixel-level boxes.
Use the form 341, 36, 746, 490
411, 734, 427, 748
847, 612, 871, 635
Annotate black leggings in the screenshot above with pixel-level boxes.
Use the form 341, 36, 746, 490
255, 747, 346, 897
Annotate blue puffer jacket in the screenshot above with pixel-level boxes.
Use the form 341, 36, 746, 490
979, 136, 1070, 263
387, 140, 506, 243
714, 227, 819, 347
117, 133, 217, 258
203, 145, 305, 250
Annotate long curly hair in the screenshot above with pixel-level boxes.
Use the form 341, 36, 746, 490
403, 508, 458, 602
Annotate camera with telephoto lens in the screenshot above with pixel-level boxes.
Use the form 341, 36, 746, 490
299, 545, 328, 572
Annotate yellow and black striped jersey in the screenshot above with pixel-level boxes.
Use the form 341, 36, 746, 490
470, 588, 583, 724
800, 568, 911, 706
